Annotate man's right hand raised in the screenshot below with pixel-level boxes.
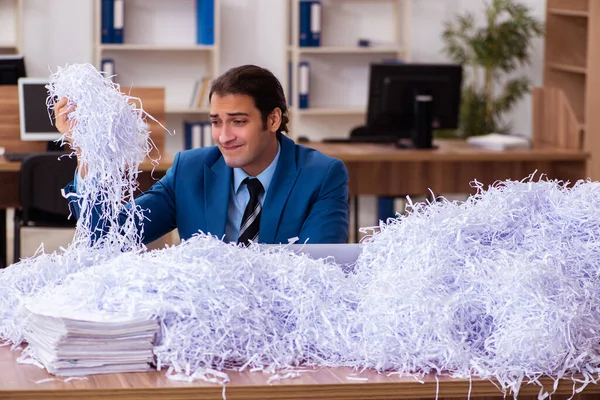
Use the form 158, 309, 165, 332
54, 97, 86, 178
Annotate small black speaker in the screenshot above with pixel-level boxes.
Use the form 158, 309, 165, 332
412, 94, 434, 149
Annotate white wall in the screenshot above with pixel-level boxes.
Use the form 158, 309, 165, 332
20, 0, 94, 76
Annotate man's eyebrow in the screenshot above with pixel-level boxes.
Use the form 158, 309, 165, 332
209, 112, 250, 118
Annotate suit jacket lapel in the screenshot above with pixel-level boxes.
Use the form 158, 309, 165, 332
260, 135, 301, 244
204, 156, 231, 239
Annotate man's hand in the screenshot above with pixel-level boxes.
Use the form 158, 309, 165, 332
54, 97, 87, 178
54, 97, 77, 137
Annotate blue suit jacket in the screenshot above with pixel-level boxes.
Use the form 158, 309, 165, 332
67, 134, 349, 244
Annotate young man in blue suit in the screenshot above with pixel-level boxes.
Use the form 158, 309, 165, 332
56, 65, 349, 245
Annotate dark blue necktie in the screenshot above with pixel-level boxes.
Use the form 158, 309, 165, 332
237, 178, 263, 246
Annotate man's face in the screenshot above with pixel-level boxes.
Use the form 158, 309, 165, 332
210, 93, 279, 177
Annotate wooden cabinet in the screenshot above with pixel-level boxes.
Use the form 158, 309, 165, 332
534, 0, 600, 179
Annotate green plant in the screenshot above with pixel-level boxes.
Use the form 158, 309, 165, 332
442, 0, 544, 137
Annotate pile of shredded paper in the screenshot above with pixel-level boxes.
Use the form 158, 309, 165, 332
1, 63, 600, 399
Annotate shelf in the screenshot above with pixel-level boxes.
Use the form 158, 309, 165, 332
288, 45, 403, 55
292, 107, 366, 116
547, 62, 587, 74
548, 8, 589, 17
0, 43, 17, 52
99, 44, 216, 51
166, 107, 210, 115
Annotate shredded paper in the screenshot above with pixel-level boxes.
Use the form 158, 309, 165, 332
1, 63, 600, 399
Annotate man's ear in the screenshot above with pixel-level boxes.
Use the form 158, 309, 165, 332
267, 108, 282, 133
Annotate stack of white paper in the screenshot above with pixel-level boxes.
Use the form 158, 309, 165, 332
22, 310, 159, 376
466, 133, 531, 151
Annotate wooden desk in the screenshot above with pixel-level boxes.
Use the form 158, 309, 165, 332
304, 140, 589, 196
0, 140, 589, 267
0, 347, 598, 400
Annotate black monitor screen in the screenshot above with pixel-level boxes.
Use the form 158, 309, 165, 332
19, 80, 62, 144
367, 63, 462, 138
23, 83, 55, 133
0, 55, 26, 85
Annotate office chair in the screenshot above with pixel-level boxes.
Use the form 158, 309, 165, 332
14, 152, 78, 262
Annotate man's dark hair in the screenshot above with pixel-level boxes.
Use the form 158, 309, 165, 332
209, 65, 289, 135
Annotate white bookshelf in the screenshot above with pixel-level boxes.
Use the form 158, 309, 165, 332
92, 0, 220, 116
287, 45, 403, 55
0, 0, 22, 55
99, 44, 217, 52
285, 0, 411, 140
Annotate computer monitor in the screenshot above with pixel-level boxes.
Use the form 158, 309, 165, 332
0, 55, 26, 85
365, 63, 463, 149
18, 77, 62, 148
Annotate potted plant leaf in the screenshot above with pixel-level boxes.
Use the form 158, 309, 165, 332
442, 0, 544, 138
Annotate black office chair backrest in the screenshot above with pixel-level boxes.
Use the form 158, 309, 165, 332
19, 152, 78, 226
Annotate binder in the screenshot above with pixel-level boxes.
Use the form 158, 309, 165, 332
201, 122, 213, 147
196, 0, 215, 45
184, 122, 203, 149
299, 1, 311, 47
288, 61, 292, 106
298, 61, 310, 109
184, 122, 192, 150
191, 123, 202, 149
112, 0, 124, 44
309, 1, 321, 47
101, 0, 113, 43
101, 59, 115, 81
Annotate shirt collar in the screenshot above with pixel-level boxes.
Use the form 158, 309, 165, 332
233, 142, 281, 195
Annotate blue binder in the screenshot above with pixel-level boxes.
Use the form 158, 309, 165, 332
112, 0, 124, 44
298, 61, 310, 109
288, 61, 292, 106
309, 1, 321, 47
101, 0, 113, 43
197, 0, 215, 45
299, 1, 311, 47
184, 121, 193, 150
185, 122, 205, 149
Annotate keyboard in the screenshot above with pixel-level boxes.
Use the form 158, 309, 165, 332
4, 152, 34, 162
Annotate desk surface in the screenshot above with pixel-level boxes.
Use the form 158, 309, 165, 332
0, 140, 588, 173
303, 139, 589, 162
0, 347, 597, 400
0, 140, 590, 198
0, 155, 174, 173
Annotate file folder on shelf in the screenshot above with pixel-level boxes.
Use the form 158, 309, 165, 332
112, 0, 124, 44
101, 0, 114, 43
100, 59, 115, 81
299, 1, 311, 47
196, 0, 215, 45
202, 123, 213, 147
185, 122, 202, 150
298, 61, 310, 109
309, 1, 321, 47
